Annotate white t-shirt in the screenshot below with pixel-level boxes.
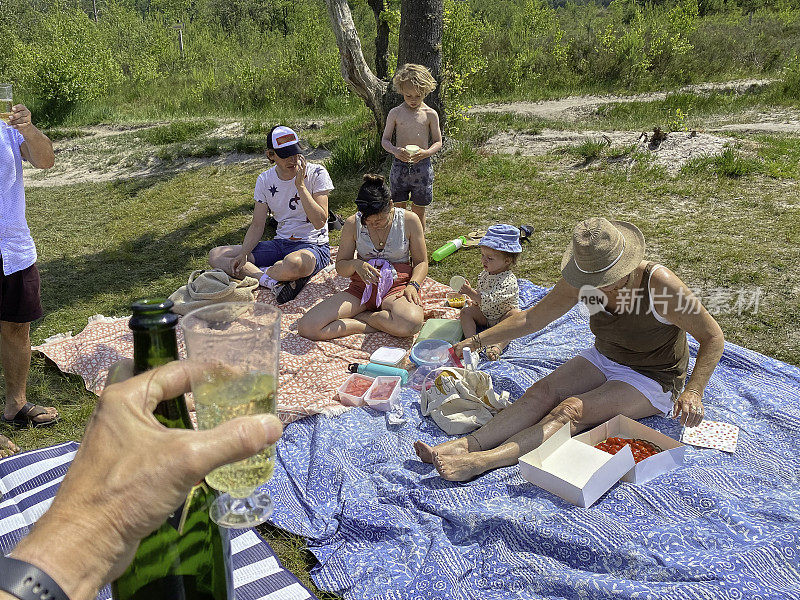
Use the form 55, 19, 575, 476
0, 124, 37, 275
254, 163, 334, 244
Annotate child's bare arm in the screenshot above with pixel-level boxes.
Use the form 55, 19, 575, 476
381, 109, 400, 157
418, 109, 442, 160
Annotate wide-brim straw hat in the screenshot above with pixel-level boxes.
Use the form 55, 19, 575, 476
560, 218, 645, 288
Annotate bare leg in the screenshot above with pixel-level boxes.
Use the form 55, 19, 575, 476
208, 246, 317, 283
393, 201, 407, 210
414, 356, 604, 464
208, 245, 262, 279
1, 321, 58, 423
434, 380, 661, 481
411, 204, 426, 230
459, 305, 486, 339
354, 294, 423, 338
263, 249, 316, 282
297, 292, 372, 340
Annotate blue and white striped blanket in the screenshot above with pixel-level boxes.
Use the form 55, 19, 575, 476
0, 442, 316, 600
265, 281, 800, 600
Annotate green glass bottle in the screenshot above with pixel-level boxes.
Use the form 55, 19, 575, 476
110, 298, 233, 600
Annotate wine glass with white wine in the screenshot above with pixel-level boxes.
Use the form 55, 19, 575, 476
181, 302, 281, 528
0, 83, 13, 123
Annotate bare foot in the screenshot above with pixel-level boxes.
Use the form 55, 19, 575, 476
433, 453, 489, 482
1, 434, 20, 458
414, 437, 470, 464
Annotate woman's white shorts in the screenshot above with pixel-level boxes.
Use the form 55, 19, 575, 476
579, 347, 673, 417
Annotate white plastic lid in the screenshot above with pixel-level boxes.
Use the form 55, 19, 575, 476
370, 346, 406, 366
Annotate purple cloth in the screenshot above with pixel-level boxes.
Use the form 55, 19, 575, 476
361, 258, 395, 308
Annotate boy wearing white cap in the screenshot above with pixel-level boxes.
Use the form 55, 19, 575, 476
209, 125, 334, 304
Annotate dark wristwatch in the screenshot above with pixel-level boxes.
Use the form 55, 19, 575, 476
408, 280, 421, 292
0, 556, 70, 600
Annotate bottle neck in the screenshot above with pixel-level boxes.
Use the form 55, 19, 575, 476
130, 309, 193, 430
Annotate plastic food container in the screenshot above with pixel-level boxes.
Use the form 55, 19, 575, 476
409, 339, 454, 391
337, 373, 375, 406
410, 339, 452, 366
446, 291, 466, 308
369, 346, 407, 367
363, 376, 401, 411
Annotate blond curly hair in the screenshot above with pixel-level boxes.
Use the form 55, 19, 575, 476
392, 63, 437, 95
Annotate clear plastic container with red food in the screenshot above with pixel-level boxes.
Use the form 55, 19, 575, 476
337, 373, 376, 406
363, 376, 401, 411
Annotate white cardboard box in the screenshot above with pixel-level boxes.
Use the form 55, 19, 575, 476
518, 422, 635, 508
574, 414, 686, 484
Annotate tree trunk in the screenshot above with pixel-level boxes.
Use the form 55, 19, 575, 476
324, 0, 444, 134
324, 0, 389, 129
397, 0, 445, 132
367, 0, 390, 80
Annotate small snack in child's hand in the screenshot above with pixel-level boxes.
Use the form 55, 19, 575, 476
370, 379, 398, 401
343, 375, 374, 396
449, 275, 466, 292
595, 437, 662, 463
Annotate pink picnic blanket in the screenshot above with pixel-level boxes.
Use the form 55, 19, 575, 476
33, 256, 459, 423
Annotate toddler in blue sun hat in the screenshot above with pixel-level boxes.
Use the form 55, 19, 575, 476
458, 224, 523, 360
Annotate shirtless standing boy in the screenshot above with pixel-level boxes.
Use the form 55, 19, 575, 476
381, 63, 443, 230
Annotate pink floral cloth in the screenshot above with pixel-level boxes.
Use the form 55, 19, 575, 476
33, 249, 459, 424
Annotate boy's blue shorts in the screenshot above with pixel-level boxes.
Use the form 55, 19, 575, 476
251, 239, 331, 276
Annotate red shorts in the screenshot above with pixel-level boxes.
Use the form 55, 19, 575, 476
346, 262, 414, 311
0, 259, 43, 323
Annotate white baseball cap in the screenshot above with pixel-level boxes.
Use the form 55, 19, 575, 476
268, 125, 302, 159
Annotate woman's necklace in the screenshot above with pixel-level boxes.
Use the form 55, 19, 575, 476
369, 209, 394, 251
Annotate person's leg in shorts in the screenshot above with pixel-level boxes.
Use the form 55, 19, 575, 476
390, 158, 412, 210
578, 347, 673, 416
0, 262, 59, 446
252, 240, 330, 304
407, 158, 433, 230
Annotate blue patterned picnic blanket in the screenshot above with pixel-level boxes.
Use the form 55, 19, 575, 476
0, 442, 317, 600
265, 281, 800, 600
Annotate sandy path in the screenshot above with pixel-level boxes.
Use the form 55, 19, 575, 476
469, 79, 777, 121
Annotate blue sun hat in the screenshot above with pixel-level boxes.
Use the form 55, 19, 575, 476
479, 224, 523, 253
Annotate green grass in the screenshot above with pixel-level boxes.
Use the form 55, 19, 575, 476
2, 96, 799, 598
560, 139, 609, 164
682, 148, 763, 177
582, 86, 800, 132
136, 120, 217, 145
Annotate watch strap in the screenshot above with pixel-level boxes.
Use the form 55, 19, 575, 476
0, 556, 70, 600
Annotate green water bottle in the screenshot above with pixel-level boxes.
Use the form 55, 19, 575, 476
110, 298, 233, 600
431, 236, 468, 261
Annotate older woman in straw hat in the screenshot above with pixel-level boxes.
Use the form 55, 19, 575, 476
415, 217, 725, 481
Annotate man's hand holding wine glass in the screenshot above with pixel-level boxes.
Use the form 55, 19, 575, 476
4, 360, 283, 600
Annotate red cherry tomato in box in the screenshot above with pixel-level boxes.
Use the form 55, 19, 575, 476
595, 437, 662, 463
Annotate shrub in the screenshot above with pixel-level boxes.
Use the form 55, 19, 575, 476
782, 53, 800, 99
327, 134, 384, 180
11, 9, 121, 124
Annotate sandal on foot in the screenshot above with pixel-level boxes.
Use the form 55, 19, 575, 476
1, 402, 60, 429
0, 434, 19, 458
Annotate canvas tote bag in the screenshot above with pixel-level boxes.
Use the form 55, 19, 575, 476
169, 269, 260, 315
420, 367, 511, 435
